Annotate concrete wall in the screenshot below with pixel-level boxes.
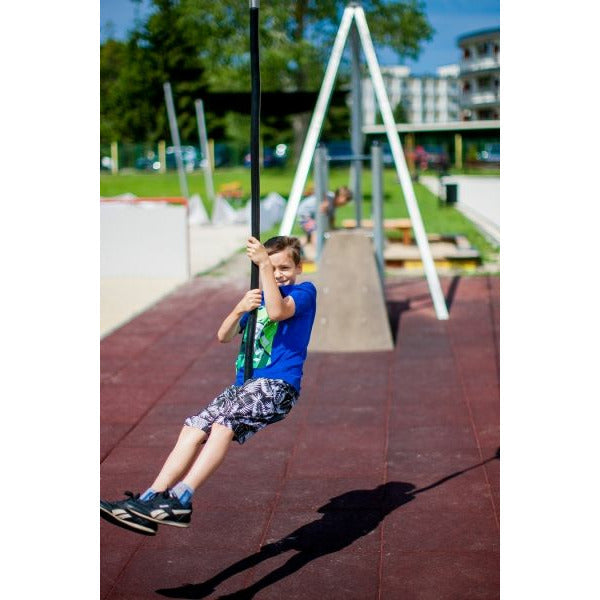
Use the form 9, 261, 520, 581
101, 202, 189, 278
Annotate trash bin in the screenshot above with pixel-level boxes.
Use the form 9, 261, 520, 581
445, 183, 458, 204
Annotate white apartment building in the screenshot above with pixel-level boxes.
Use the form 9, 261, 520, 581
360, 26, 500, 125
457, 28, 500, 121
361, 64, 460, 126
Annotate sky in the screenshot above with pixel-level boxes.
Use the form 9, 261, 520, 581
100, 0, 500, 75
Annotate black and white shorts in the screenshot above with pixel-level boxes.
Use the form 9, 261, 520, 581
184, 378, 299, 444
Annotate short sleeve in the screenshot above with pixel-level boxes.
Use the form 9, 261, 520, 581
289, 282, 317, 316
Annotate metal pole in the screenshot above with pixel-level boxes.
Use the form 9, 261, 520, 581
354, 6, 449, 320
371, 141, 384, 282
244, 0, 261, 381
314, 144, 329, 263
163, 81, 191, 279
194, 99, 215, 206
163, 82, 190, 201
278, 6, 356, 236
350, 22, 363, 226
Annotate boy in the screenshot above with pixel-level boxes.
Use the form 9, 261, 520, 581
298, 186, 353, 244
100, 236, 317, 535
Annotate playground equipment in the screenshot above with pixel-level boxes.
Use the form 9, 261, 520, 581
279, 2, 449, 320
163, 82, 190, 202
308, 230, 394, 352
194, 99, 216, 206
308, 140, 392, 353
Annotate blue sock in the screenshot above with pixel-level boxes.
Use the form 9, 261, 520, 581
170, 482, 194, 506
140, 488, 157, 501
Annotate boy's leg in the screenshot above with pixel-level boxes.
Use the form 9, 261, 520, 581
149, 425, 208, 492
125, 423, 234, 527
181, 423, 235, 490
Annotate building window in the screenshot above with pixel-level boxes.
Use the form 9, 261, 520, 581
477, 76, 492, 91
463, 48, 471, 59
477, 42, 489, 57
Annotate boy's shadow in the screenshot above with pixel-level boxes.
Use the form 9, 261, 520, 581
157, 481, 414, 600
157, 449, 498, 599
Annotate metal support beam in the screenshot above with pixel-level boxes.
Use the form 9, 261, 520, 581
278, 7, 355, 236
194, 99, 215, 206
163, 82, 190, 201
353, 7, 448, 320
350, 22, 363, 226
314, 144, 329, 262
371, 142, 384, 282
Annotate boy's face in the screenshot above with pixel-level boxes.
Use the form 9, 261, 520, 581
268, 248, 302, 287
335, 192, 351, 207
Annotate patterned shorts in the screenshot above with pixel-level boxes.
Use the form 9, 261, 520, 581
184, 378, 299, 445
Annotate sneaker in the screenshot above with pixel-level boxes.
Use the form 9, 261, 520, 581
126, 490, 192, 527
100, 491, 158, 536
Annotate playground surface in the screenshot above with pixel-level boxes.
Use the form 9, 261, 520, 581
100, 271, 500, 599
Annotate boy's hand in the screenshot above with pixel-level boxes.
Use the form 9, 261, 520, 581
246, 236, 270, 267
237, 289, 262, 313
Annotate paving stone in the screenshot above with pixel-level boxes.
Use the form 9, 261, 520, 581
100, 274, 500, 599
380, 550, 500, 600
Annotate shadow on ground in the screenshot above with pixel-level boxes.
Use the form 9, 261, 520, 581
387, 275, 461, 343
157, 448, 498, 599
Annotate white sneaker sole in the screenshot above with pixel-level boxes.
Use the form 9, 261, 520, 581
100, 505, 157, 535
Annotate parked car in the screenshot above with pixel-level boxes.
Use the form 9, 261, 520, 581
213, 143, 231, 167
135, 155, 160, 171
244, 144, 288, 168
477, 143, 500, 163
422, 145, 449, 170
166, 146, 202, 171
133, 146, 202, 172
324, 140, 354, 165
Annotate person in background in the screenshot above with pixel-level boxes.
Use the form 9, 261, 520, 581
298, 186, 353, 244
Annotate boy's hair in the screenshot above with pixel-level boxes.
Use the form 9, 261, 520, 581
335, 186, 353, 200
264, 236, 302, 266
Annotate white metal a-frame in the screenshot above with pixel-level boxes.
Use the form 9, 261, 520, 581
278, 3, 449, 320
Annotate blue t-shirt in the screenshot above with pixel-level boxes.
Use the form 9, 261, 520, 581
235, 281, 317, 392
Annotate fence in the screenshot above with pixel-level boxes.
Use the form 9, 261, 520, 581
100, 134, 499, 174
100, 140, 248, 173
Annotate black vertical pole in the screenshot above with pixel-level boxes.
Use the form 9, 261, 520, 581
244, 0, 261, 381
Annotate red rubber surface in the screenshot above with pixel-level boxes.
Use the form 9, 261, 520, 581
101, 274, 499, 599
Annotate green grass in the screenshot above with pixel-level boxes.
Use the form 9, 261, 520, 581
101, 166, 498, 263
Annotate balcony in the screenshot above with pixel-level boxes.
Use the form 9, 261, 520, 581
460, 91, 499, 108
460, 56, 500, 74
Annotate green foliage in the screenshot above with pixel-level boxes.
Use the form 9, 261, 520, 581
392, 102, 408, 124
101, 0, 209, 143
101, 1, 433, 149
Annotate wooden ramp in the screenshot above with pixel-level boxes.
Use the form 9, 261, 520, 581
309, 230, 394, 352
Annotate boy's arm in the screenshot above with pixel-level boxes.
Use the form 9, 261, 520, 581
217, 289, 262, 343
246, 237, 296, 322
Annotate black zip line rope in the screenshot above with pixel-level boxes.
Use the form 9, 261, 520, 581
244, 1, 261, 381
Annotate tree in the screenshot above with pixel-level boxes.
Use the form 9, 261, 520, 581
100, 0, 209, 144
181, 0, 433, 157
101, 1, 433, 154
